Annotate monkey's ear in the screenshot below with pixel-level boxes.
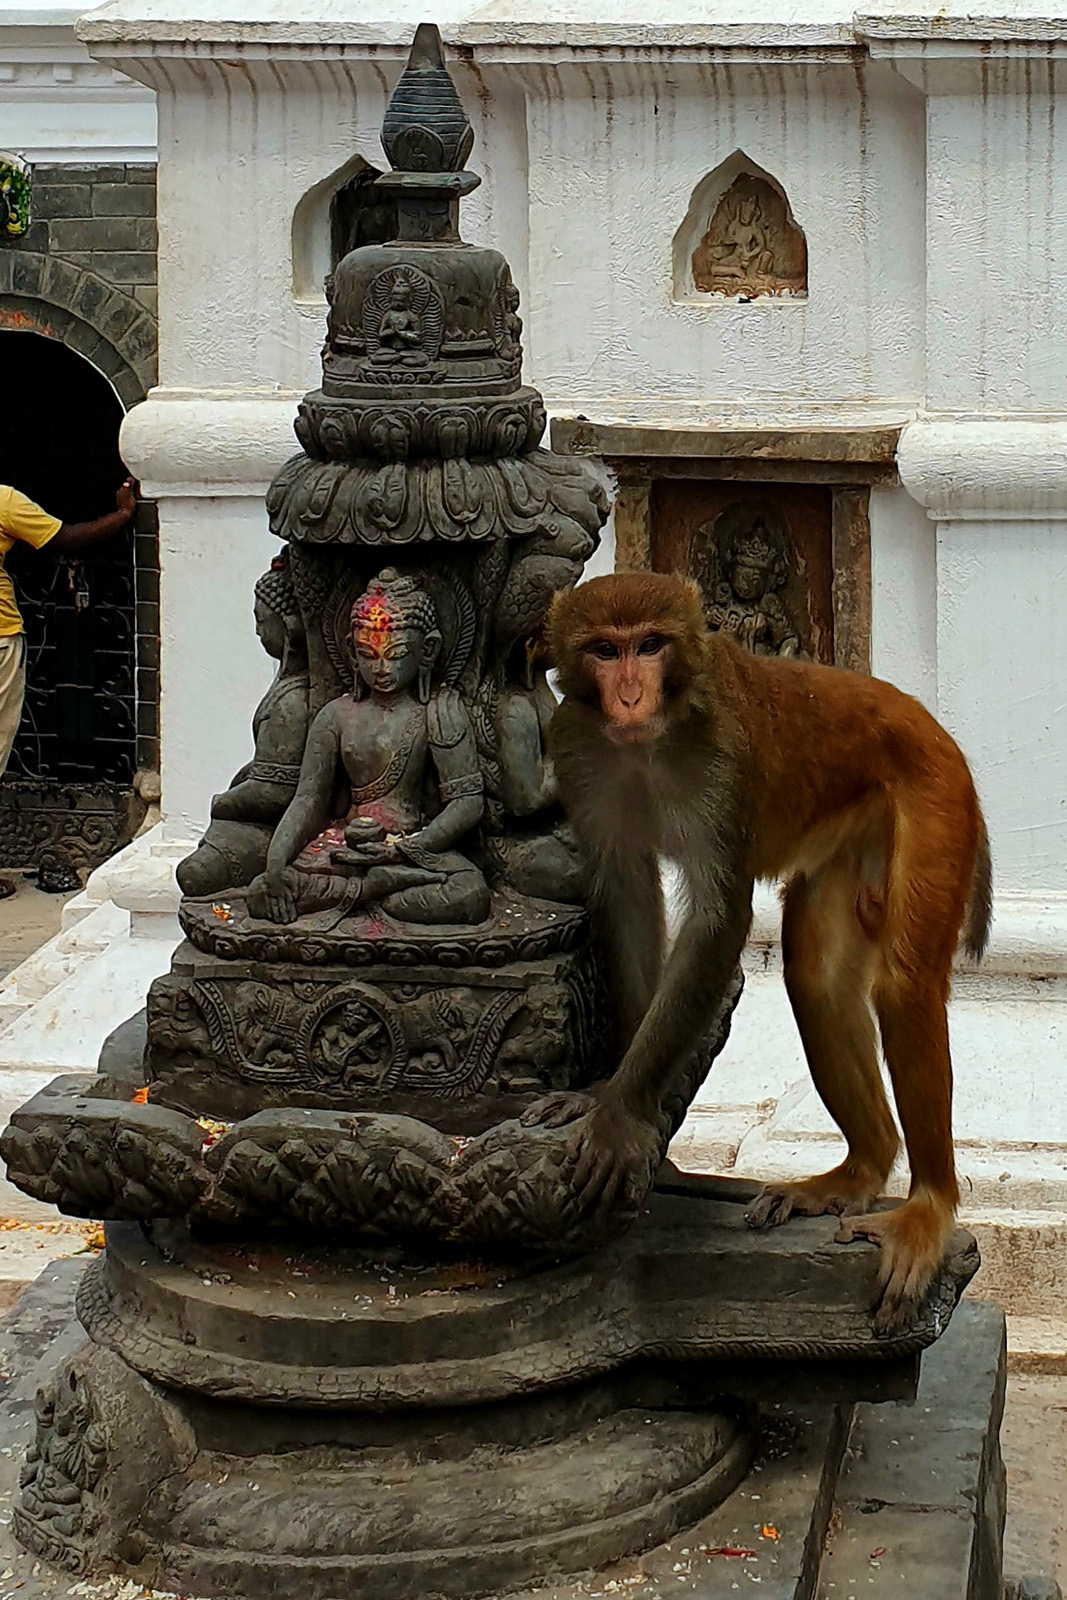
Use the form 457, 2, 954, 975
678, 577, 706, 624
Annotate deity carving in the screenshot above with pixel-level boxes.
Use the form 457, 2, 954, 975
19, 1372, 107, 1549
365, 265, 443, 366
177, 553, 310, 896
499, 278, 523, 370
691, 173, 807, 299
246, 569, 490, 927
693, 506, 801, 658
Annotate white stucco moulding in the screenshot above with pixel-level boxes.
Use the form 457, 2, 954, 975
898, 417, 1067, 521
119, 390, 302, 498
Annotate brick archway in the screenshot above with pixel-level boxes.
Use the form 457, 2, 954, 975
0, 251, 156, 410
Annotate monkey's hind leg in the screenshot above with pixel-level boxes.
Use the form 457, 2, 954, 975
838, 962, 959, 1334
745, 860, 900, 1231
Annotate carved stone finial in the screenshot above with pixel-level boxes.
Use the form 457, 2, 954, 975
381, 23, 475, 176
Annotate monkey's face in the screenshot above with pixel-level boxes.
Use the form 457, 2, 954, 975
582, 629, 670, 744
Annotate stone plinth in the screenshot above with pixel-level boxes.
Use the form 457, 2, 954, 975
0, 1224, 1002, 1600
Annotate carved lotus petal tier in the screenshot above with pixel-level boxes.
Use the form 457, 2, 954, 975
178, 890, 587, 967
293, 389, 548, 463
0, 975, 743, 1254
267, 447, 610, 546
1, 1083, 646, 1254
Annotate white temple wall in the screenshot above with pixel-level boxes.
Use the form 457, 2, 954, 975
923, 62, 1067, 414
937, 515, 1067, 897
524, 58, 925, 414
868, 484, 937, 712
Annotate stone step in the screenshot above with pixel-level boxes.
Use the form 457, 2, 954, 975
1004, 1315, 1067, 1374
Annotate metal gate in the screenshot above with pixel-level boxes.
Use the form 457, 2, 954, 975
0, 330, 142, 882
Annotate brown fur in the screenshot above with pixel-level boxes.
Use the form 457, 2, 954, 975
535, 572, 991, 1332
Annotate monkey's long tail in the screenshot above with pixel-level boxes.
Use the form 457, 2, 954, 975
962, 810, 993, 963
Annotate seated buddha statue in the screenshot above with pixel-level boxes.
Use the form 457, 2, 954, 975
246, 569, 490, 927
177, 554, 310, 896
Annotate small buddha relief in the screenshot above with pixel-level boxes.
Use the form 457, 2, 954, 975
692, 505, 802, 658
364, 265, 444, 366
691, 173, 807, 299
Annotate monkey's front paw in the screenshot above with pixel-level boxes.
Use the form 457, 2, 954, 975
520, 1091, 597, 1130
565, 1096, 659, 1214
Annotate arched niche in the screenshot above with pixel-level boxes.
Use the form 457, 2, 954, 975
672, 152, 807, 304
292, 155, 399, 304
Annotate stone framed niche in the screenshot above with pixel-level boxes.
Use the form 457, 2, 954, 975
673, 152, 808, 303
291, 154, 399, 303
551, 421, 902, 674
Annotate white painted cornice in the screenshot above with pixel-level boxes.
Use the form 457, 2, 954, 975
119, 389, 302, 498
898, 415, 1067, 521
77, 0, 1067, 60
0, 7, 155, 161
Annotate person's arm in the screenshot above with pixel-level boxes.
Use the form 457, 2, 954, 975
50, 479, 137, 555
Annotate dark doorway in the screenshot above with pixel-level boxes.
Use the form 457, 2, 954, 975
0, 330, 140, 878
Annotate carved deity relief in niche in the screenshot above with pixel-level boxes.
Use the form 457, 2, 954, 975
364, 265, 444, 366
692, 504, 801, 658
650, 482, 834, 664
691, 174, 807, 299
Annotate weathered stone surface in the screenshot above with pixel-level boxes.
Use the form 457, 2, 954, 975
150, 909, 609, 1121
551, 417, 902, 465
817, 1300, 1007, 1600
73, 1193, 976, 1410
0, 1264, 1005, 1600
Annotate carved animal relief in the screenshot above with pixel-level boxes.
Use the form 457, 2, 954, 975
691, 174, 807, 299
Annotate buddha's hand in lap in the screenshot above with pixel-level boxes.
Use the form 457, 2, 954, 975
347, 839, 398, 865
246, 868, 298, 924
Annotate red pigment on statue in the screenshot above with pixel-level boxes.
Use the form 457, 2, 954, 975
354, 595, 397, 656
357, 800, 404, 833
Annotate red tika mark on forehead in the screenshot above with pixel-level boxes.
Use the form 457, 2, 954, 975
356, 597, 396, 630
355, 596, 398, 653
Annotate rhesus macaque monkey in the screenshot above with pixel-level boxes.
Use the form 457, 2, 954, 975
524, 572, 991, 1332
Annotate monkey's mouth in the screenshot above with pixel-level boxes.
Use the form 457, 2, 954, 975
604, 716, 664, 747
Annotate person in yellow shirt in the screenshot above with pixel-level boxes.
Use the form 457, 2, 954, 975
0, 481, 138, 883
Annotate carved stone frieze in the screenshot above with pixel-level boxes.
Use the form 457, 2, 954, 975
0, 778, 135, 875
145, 939, 604, 1116
293, 389, 547, 463
266, 447, 608, 547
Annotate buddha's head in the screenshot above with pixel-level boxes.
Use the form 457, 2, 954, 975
254, 552, 303, 662
351, 569, 441, 701
725, 521, 784, 602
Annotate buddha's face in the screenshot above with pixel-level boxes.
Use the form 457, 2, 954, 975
728, 540, 774, 602
254, 596, 287, 661
354, 615, 423, 696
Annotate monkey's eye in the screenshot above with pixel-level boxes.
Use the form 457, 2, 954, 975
587, 640, 621, 661
636, 634, 665, 656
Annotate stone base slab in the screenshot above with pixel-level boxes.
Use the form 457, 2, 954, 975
0, 1260, 1009, 1600
73, 1189, 978, 1410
